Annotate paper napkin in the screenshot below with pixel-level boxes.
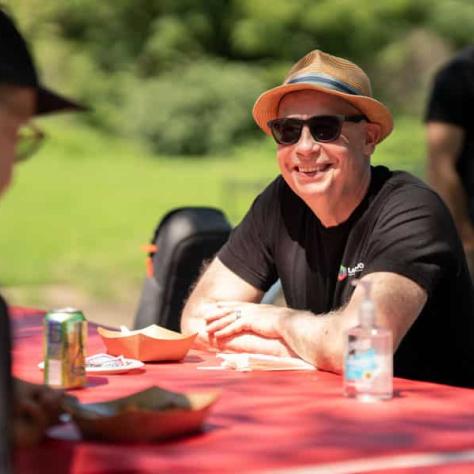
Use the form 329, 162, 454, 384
199, 353, 316, 371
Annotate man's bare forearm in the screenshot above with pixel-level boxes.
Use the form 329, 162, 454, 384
277, 309, 350, 373
277, 273, 425, 373
214, 333, 296, 357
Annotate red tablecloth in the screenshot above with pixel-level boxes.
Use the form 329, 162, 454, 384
11, 308, 474, 474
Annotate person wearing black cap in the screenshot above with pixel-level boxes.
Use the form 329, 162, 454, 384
0, 7, 84, 193
0, 8, 85, 462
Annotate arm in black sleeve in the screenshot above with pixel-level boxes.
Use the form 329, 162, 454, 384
218, 179, 280, 291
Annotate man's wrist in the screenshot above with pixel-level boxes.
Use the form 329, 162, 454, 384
276, 307, 292, 339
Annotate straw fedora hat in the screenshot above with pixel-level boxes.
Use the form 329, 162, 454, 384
253, 50, 393, 143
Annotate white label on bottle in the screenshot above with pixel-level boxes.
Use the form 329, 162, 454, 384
345, 348, 379, 384
47, 359, 62, 386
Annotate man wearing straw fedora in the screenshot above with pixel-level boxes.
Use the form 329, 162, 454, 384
182, 50, 473, 388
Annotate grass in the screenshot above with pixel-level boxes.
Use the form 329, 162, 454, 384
374, 115, 426, 177
0, 114, 426, 303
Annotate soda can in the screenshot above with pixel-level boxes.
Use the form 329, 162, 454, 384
43, 307, 87, 388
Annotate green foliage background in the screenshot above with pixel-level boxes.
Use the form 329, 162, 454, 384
5, 0, 473, 154
0, 0, 472, 318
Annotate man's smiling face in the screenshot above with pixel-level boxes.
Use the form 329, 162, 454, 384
276, 90, 379, 218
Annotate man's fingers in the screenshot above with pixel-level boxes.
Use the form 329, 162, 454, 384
204, 310, 233, 323
214, 320, 246, 339
206, 313, 239, 334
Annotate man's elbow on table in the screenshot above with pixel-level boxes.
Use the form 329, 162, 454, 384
317, 338, 346, 374
277, 308, 349, 374
309, 328, 347, 375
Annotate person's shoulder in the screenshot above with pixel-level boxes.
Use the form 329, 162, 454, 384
386, 169, 428, 189
368, 167, 461, 244
0, 292, 8, 313
259, 174, 297, 202
372, 165, 428, 193
247, 175, 289, 219
436, 46, 474, 79
452, 45, 474, 65
373, 166, 448, 214
257, 175, 286, 201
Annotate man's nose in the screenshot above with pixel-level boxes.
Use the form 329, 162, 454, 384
295, 125, 321, 156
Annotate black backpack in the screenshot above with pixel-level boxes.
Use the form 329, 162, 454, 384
133, 207, 232, 331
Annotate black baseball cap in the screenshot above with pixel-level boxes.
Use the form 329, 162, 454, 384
0, 9, 86, 115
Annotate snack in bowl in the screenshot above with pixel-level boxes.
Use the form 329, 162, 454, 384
62, 386, 219, 442
97, 324, 197, 362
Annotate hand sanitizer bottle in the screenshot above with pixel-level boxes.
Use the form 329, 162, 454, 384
343, 279, 393, 401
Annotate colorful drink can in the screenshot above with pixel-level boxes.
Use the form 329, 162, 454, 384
43, 307, 87, 388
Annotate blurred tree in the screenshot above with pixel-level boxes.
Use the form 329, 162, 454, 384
121, 59, 264, 155
4, 0, 473, 155
426, 0, 474, 47
230, 0, 429, 62
374, 29, 453, 115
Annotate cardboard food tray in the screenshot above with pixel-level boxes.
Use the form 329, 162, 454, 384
63, 386, 219, 442
97, 324, 197, 362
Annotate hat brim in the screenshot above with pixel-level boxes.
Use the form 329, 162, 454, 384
252, 83, 393, 143
36, 86, 88, 115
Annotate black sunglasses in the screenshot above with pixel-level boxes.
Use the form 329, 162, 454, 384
267, 114, 368, 145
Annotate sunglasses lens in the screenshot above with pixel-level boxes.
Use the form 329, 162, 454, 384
270, 119, 302, 145
309, 116, 341, 142
269, 116, 344, 145
15, 124, 45, 162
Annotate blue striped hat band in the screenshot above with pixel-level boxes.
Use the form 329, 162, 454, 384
287, 74, 362, 96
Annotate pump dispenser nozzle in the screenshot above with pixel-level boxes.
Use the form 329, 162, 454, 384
351, 279, 375, 327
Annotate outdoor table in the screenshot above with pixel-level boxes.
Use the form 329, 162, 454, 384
11, 307, 474, 474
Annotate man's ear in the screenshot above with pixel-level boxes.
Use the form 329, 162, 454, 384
364, 122, 382, 154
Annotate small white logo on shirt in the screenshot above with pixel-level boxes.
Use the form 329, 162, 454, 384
338, 262, 365, 281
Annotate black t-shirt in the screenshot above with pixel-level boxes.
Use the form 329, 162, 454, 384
218, 166, 474, 387
0, 294, 12, 471
425, 45, 474, 222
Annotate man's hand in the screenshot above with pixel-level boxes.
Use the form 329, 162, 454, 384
203, 301, 298, 356
13, 379, 65, 447
205, 301, 289, 340
181, 258, 265, 349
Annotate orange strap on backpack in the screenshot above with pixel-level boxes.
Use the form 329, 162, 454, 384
141, 244, 158, 278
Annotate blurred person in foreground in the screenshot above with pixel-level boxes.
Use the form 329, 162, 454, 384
0, 8, 85, 452
182, 49, 474, 388
425, 45, 474, 279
